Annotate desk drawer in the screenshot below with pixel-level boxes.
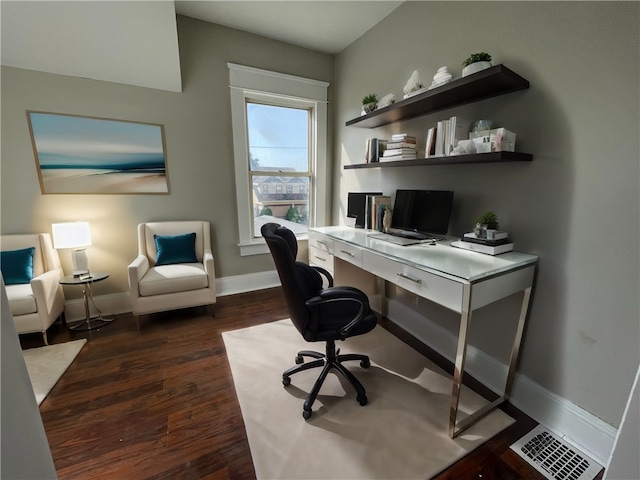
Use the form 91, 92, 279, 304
334, 240, 363, 268
308, 231, 334, 254
308, 245, 334, 274
364, 251, 463, 312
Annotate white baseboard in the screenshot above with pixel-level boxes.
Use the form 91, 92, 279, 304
386, 299, 616, 466
64, 273, 615, 465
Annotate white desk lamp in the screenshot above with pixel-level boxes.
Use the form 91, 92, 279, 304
52, 222, 92, 277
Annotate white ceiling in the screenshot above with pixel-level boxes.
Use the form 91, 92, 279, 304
0, 1, 402, 92
174, 1, 403, 54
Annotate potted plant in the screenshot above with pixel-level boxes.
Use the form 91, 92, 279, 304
361, 93, 378, 115
475, 211, 499, 238
462, 52, 493, 77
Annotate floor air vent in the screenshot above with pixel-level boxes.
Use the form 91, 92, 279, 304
510, 425, 603, 480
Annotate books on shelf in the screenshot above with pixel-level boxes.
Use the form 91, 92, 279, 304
383, 134, 418, 161
365, 138, 388, 163
451, 240, 514, 255
429, 116, 471, 158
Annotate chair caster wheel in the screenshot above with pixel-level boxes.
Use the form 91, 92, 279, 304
302, 409, 312, 419
357, 395, 368, 406
295, 355, 304, 364
360, 358, 371, 368
283, 377, 291, 386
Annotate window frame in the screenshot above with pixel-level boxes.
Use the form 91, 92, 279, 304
228, 63, 329, 256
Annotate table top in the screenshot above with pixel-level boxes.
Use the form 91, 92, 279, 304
60, 271, 109, 285
311, 226, 538, 283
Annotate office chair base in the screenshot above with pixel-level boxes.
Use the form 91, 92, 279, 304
283, 340, 370, 419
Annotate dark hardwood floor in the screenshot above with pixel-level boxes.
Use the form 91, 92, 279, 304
20, 287, 548, 480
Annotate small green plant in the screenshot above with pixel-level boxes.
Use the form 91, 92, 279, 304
477, 211, 499, 229
362, 93, 378, 105
463, 52, 492, 67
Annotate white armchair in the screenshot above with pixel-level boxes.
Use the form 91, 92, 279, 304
128, 221, 216, 326
1, 233, 66, 345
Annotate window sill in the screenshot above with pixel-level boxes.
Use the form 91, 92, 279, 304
239, 234, 308, 257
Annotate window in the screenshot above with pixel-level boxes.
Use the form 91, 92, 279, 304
228, 63, 329, 256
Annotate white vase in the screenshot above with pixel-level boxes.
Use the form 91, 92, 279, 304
462, 61, 492, 77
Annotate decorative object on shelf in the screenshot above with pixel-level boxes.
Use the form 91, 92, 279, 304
473, 119, 493, 132
470, 127, 517, 152
403, 70, 424, 98
361, 93, 378, 115
451, 139, 477, 156
428, 66, 454, 90
378, 93, 396, 109
475, 211, 499, 238
462, 52, 493, 77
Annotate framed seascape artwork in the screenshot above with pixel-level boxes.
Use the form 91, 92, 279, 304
27, 111, 170, 194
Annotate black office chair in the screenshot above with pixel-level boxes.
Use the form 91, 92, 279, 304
261, 223, 378, 419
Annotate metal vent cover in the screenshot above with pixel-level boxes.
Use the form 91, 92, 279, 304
510, 425, 603, 480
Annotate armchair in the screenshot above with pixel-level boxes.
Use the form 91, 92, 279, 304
1, 233, 65, 345
261, 223, 378, 419
128, 221, 216, 327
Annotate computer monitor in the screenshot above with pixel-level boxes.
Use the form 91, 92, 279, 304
390, 189, 454, 236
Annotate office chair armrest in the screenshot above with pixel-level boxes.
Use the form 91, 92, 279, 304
311, 265, 333, 287
308, 287, 369, 338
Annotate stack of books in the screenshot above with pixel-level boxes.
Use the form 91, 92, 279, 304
381, 133, 417, 161
451, 231, 514, 255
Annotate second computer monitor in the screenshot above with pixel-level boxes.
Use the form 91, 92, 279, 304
391, 189, 454, 236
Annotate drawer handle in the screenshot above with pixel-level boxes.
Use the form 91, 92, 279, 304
317, 240, 328, 247
340, 250, 355, 258
313, 255, 327, 262
397, 272, 422, 284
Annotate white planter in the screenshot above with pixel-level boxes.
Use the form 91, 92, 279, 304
462, 61, 492, 77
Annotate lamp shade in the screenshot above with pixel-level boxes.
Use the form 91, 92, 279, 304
52, 222, 92, 249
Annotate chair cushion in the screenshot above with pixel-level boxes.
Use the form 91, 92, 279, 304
1, 247, 35, 285
139, 263, 208, 297
295, 262, 323, 299
154, 233, 197, 266
5, 283, 38, 315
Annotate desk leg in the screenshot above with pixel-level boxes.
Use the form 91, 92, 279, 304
504, 286, 532, 400
449, 285, 533, 438
449, 283, 472, 438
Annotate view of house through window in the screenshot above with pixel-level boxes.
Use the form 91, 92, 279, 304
247, 102, 311, 237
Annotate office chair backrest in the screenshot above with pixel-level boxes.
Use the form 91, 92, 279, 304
261, 223, 322, 340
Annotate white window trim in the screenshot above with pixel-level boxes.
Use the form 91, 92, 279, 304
228, 63, 329, 256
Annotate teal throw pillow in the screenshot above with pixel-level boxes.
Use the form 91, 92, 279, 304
1, 247, 36, 285
154, 233, 198, 266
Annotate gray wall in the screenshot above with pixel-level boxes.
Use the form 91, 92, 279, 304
333, 1, 639, 428
0, 15, 333, 300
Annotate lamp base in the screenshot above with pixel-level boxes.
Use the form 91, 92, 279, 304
71, 248, 89, 277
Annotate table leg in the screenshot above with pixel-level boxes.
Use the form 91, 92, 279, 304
68, 281, 115, 331
449, 283, 472, 438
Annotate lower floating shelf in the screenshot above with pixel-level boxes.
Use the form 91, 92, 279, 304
344, 151, 533, 169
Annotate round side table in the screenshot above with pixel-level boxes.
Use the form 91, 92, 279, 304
60, 272, 114, 331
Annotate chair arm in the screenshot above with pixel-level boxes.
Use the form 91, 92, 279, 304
311, 265, 333, 287
127, 255, 149, 298
203, 251, 214, 275
307, 287, 370, 338
30, 269, 62, 315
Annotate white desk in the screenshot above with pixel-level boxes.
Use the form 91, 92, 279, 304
308, 226, 538, 438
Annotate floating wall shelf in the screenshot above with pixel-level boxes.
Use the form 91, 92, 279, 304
346, 64, 530, 129
344, 151, 532, 169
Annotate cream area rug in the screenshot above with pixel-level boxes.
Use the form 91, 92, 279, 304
222, 319, 514, 480
22, 339, 87, 406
